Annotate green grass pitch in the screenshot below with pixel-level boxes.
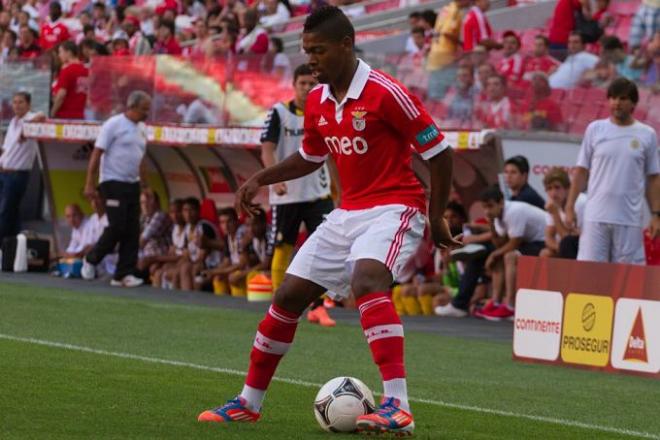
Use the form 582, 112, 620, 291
0, 281, 658, 439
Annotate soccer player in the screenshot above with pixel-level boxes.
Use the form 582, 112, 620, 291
261, 63, 336, 326
197, 6, 459, 435
566, 78, 660, 263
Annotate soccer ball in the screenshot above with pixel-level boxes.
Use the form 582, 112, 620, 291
313, 376, 376, 432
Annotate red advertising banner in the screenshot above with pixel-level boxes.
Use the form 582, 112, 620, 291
513, 256, 660, 378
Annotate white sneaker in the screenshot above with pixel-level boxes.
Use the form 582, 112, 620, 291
110, 275, 144, 288
434, 303, 468, 318
81, 258, 96, 280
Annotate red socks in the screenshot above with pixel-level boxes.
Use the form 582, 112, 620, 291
245, 304, 300, 391
357, 292, 406, 380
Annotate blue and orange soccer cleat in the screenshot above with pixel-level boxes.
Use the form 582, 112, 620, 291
197, 397, 260, 423
356, 397, 415, 436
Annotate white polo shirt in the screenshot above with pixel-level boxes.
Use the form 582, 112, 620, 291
95, 113, 147, 183
0, 111, 39, 170
495, 200, 547, 243
549, 51, 599, 89
577, 118, 660, 227
65, 219, 88, 254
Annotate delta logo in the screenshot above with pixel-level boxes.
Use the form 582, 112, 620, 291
623, 308, 648, 364
561, 294, 614, 367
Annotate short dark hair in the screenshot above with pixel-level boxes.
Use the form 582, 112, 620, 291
170, 198, 184, 209
480, 185, 504, 203
83, 24, 94, 34
303, 5, 355, 44
59, 40, 79, 57
600, 35, 624, 51
14, 91, 31, 104
218, 206, 238, 221
535, 35, 549, 47
569, 31, 585, 44
183, 197, 200, 211
420, 10, 437, 27
5, 29, 17, 42
607, 77, 639, 104
505, 155, 530, 174
270, 36, 284, 53
293, 63, 313, 81
446, 201, 468, 222
160, 19, 175, 35
408, 11, 422, 19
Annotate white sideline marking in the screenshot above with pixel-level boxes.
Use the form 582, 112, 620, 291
0, 333, 657, 439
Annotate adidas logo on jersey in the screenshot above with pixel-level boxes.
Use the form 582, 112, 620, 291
318, 115, 328, 126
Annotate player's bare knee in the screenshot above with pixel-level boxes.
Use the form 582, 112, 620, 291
504, 251, 518, 265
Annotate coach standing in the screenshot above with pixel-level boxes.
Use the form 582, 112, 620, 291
566, 78, 660, 264
0, 92, 45, 244
82, 91, 151, 287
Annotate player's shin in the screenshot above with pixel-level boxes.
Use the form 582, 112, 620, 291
356, 291, 410, 413
242, 303, 300, 412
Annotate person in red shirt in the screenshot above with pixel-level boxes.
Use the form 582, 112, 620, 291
16, 24, 41, 59
518, 72, 563, 131
51, 41, 89, 119
197, 6, 460, 436
523, 35, 561, 80
154, 19, 182, 55
39, 1, 70, 51
475, 74, 513, 128
497, 30, 525, 83
547, 0, 584, 59
461, 0, 499, 52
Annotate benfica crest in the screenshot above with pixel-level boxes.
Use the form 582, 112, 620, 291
351, 110, 367, 131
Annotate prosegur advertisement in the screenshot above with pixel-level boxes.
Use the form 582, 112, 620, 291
513, 257, 660, 378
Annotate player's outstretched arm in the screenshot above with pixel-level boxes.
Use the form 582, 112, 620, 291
235, 151, 323, 216
427, 148, 462, 249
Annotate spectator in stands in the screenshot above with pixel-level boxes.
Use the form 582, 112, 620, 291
523, 35, 560, 80
51, 41, 89, 120
11, 10, 37, 35
519, 72, 564, 131
541, 167, 586, 259
405, 11, 423, 53
462, 0, 499, 52
420, 9, 438, 42
443, 65, 477, 125
0, 29, 16, 63
186, 19, 211, 57
478, 186, 546, 320
566, 78, 660, 264
642, 46, 660, 92
503, 155, 546, 209
475, 74, 512, 129
80, 38, 109, 65
266, 36, 292, 81
406, 26, 426, 55
39, 1, 70, 52
123, 15, 152, 55
426, 0, 471, 100
154, 19, 182, 55
82, 91, 152, 287
259, 0, 292, 32
111, 32, 131, 56
475, 61, 495, 96
0, 11, 10, 34
600, 35, 644, 82
61, 203, 86, 259
549, 32, 599, 89
582, 59, 617, 88
0, 91, 45, 244
138, 191, 172, 272
497, 30, 525, 83
22, 0, 40, 21
16, 24, 41, 59
547, 0, 585, 59
237, 8, 269, 54
630, 0, 660, 49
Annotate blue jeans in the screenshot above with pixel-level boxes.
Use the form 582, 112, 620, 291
0, 170, 30, 243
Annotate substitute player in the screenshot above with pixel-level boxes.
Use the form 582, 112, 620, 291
261, 63, 336, 327
198, 6, 460, 435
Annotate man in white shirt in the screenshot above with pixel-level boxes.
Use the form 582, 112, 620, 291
0, 91, 45, 243
61, 203, 87, 258
540, 167, 587, 259
566, 78, 660, 264
549, 32, 599, 89
82, 91, 152, 287
478, 186, 547, 321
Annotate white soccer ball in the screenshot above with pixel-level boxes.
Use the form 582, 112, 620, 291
313, 376, 376, 433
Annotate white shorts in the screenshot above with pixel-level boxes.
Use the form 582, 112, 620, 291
286, 204, 426, 299
578, 221, 645, 265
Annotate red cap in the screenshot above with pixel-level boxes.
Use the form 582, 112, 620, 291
124, 15, 140, 28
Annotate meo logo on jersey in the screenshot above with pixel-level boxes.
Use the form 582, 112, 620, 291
324, 136, 369, 155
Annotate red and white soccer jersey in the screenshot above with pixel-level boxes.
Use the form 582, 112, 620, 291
461, 6, 492, 52
498, 53, 526, 83
523, 55, 561, 80
299, 59, 448, 213
40, 19, 71, 51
